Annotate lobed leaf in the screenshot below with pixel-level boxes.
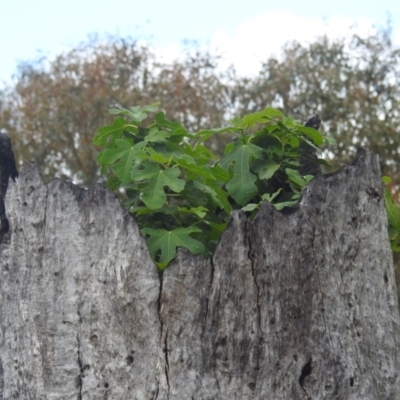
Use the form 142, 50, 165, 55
141, 227, 205, 269
238, 108, 283, 129
131, 162, 185, 209
221, 141, 263, 205
101, 140, 148, 183
93, 118, 126, 146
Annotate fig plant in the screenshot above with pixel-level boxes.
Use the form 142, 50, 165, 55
93, 103, 338, 270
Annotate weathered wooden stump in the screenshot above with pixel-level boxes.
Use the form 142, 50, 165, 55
0, 148, 399, 399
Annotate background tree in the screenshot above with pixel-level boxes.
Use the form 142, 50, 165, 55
1, 37, 155, 186
0, 37, 231, 187
235, 28, 400, 192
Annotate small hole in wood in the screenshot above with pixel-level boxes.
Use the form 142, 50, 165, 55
90, 334, 98, 343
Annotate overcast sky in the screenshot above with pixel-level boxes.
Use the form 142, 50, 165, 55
1, 0, 399, 82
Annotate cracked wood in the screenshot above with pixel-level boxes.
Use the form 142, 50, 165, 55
0, 149, 400, 399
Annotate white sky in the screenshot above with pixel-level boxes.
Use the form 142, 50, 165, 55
0, 0, 399, 82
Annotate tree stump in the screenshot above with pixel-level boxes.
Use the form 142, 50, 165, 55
0, 148, 399, 399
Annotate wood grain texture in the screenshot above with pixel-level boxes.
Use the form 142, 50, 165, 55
1, 148, 399, 399
0, 164, 162, 399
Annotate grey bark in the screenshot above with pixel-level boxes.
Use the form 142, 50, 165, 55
0, 148, 399, 399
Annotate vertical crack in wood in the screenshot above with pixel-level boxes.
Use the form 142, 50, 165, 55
246, 221, 263, 335
157, 276, 170, 394
157, 277, 163, 341
245, 219, 262, 390
202, 256, 215, 336
76, 333, 83, 400
163, 329, 170, 391
0, 358, 3, 400
310, 220, 333, 352
42, 186, 48, 245
76, 304, 84, 400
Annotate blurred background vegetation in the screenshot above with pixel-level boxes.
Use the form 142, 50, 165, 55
1, 27, 400, 290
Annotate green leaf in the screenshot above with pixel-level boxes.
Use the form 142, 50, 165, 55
277, 121, 292, 133
210, 166, 230, 182
93, 118, 126, 146
299, 137, 323, 153
285, 168, 313, 188
226, 167, 257, 206
382, 176, 392, 184
131, 162, 185, 209
290, 135, 300, 148
388, 226, 398, 241
261, 188, 282, 203
145, 147, 172, 164
109, 103, 160, 122
132, 204, 178, 216
251, 159, 280, 180
384, 187, 400, 229
145, 127, 170, 143
220, 142, 263, 205
101, 140, 148, 182
220, 141, 264, 169
175, 157, 216, 181
181, 143, 217, 162
273, 200, 299, 210
109, 108, 123, 115
155, 112, 187, 137
141, 227, 205, 269
206, 221, 229, 241
106, 176, 121, 191
143, 102, 161, 113
109, 107, 147, 122
304, 175, 314, 183
193, 180, 231, 214
239, 108, 283, 128
296, 126, 324, 145
177, 206, 208, 219
391, 241, 400, 252
122, 188, 141, 210
241, 203, 260, 212
195, 126, 237, 143
223, 142, 235, 155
